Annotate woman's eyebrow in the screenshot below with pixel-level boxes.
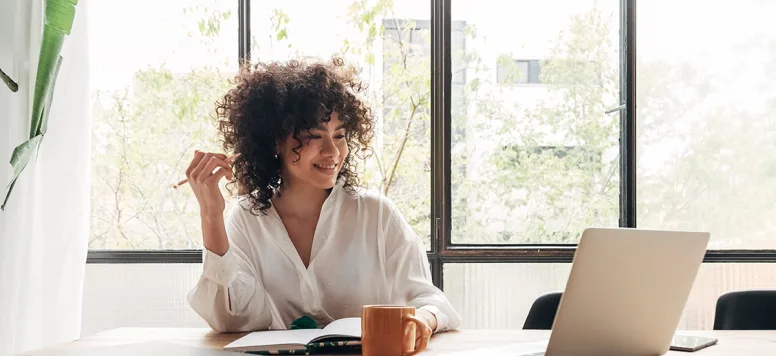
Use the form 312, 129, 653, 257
312, 123, 346, 131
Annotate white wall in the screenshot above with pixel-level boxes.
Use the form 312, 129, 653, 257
81, 264, 206, 337
81, 262, 776, 336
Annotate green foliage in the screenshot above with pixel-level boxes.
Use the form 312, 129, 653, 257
338, 0, 432, 246
271, 9, 290, 41
89, 65, 231, 248
450, 5, 620, 244
269, 9, 292, 49
89, 1, 776, 249
0, 67, 18, 92
3, 0, 77, 210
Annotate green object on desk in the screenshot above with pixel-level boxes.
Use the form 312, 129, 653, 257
290, 315, 318, 330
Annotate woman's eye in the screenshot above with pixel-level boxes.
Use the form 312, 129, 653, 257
335, 134, 346, 139
305, 135, 321, 140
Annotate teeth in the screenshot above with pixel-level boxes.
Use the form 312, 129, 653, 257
315, 164, 336, 169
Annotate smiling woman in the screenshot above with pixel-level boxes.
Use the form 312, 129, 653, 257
215, 58, 374, 215
185, 57, 461, 336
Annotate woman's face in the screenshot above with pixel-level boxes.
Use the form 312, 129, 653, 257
279, 111, 349, 190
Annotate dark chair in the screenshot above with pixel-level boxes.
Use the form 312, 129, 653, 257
714, 290, 776, 330
523, 292, 563, 330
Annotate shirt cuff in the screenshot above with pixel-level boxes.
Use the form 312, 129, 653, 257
419, 305, 447, 333
201, 246, 240, 287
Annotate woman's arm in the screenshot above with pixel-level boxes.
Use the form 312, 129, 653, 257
187, 206, 273, 332
387, 238, 462, 332
382, 200, 463, 333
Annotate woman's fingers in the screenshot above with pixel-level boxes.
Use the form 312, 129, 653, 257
206, 167, 232, 184
185, 151, 206, 179
190, 152, 213, 181
198, 156, 233, 183
191, 152, 229, 180
210, 153, 229, 160
185, 151, 235, 191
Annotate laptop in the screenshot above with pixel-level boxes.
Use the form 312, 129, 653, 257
447, 227, 710, 356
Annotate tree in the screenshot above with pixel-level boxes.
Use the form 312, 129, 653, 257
636, 38, 776, 248
449, 6, 620, 243
90, 3, 233, 249
340, 0, 433, 246
90, 0, 776, 250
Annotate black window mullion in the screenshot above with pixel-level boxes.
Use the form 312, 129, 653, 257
238, 0, 251, 64
428, 255, 444, 289
84, 249, 776, 264
430, 0, 451, 289
430, 0, 451, 253
619, 0, 637, 228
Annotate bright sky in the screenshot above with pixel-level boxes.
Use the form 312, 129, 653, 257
88, 0, 776, 88
88, 0, 237, 90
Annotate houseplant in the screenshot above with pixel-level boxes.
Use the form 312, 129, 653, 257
2, 0, 78, 210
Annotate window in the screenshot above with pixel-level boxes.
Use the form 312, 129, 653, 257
450, 0, 621, 244
86, 0, 776, 331
89, 0, 237, 250
636, 0, 776, 250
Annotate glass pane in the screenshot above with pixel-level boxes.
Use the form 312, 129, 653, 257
637, 1, 776, 249
251, 1, 432, 249
450, 0, 622, 244
89, 0, 238, 249
444, 263, 776, 329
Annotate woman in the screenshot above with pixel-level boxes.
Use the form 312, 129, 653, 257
185, 58, 461, 342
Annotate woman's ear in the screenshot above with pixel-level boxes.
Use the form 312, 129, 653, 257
275, 139, 283, 158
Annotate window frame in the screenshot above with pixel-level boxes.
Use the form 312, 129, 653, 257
86, 0, 776, 291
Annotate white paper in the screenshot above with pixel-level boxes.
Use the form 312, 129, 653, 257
224, 318, 363, 351
317, 317, 362, 339
224, 329, 322, 350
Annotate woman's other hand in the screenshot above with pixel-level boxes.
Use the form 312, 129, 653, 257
414, 309, 436, 349
186, 151, 234, 218
186, 150, 235, 256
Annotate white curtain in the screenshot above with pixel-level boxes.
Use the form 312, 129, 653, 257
0, 0, 90, 354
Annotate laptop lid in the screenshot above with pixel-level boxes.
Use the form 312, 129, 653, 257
546, 227, 709, 356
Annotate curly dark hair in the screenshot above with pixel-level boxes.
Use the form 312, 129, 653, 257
216, 57, 374, 215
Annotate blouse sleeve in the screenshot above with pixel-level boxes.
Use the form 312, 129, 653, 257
187, 204, 273, 332
382, 199, 463, 332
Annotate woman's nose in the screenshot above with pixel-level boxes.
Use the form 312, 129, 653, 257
321, 136, 340, 157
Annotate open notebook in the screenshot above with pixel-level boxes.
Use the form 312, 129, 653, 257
223, 318, 361, 354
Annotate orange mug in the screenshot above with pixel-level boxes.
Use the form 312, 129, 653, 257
361, 305, 432, 356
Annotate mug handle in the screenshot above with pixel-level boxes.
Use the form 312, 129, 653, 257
402, 314, 432, 356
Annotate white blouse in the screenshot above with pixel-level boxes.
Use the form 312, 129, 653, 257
187, 181, 462, 333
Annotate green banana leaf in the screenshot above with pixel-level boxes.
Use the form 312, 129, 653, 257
40, 56, 63, 135
2, 136, 44, 209
32, 0, 77, 137
2, 0, 78, 211
0, 67, 18, 92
